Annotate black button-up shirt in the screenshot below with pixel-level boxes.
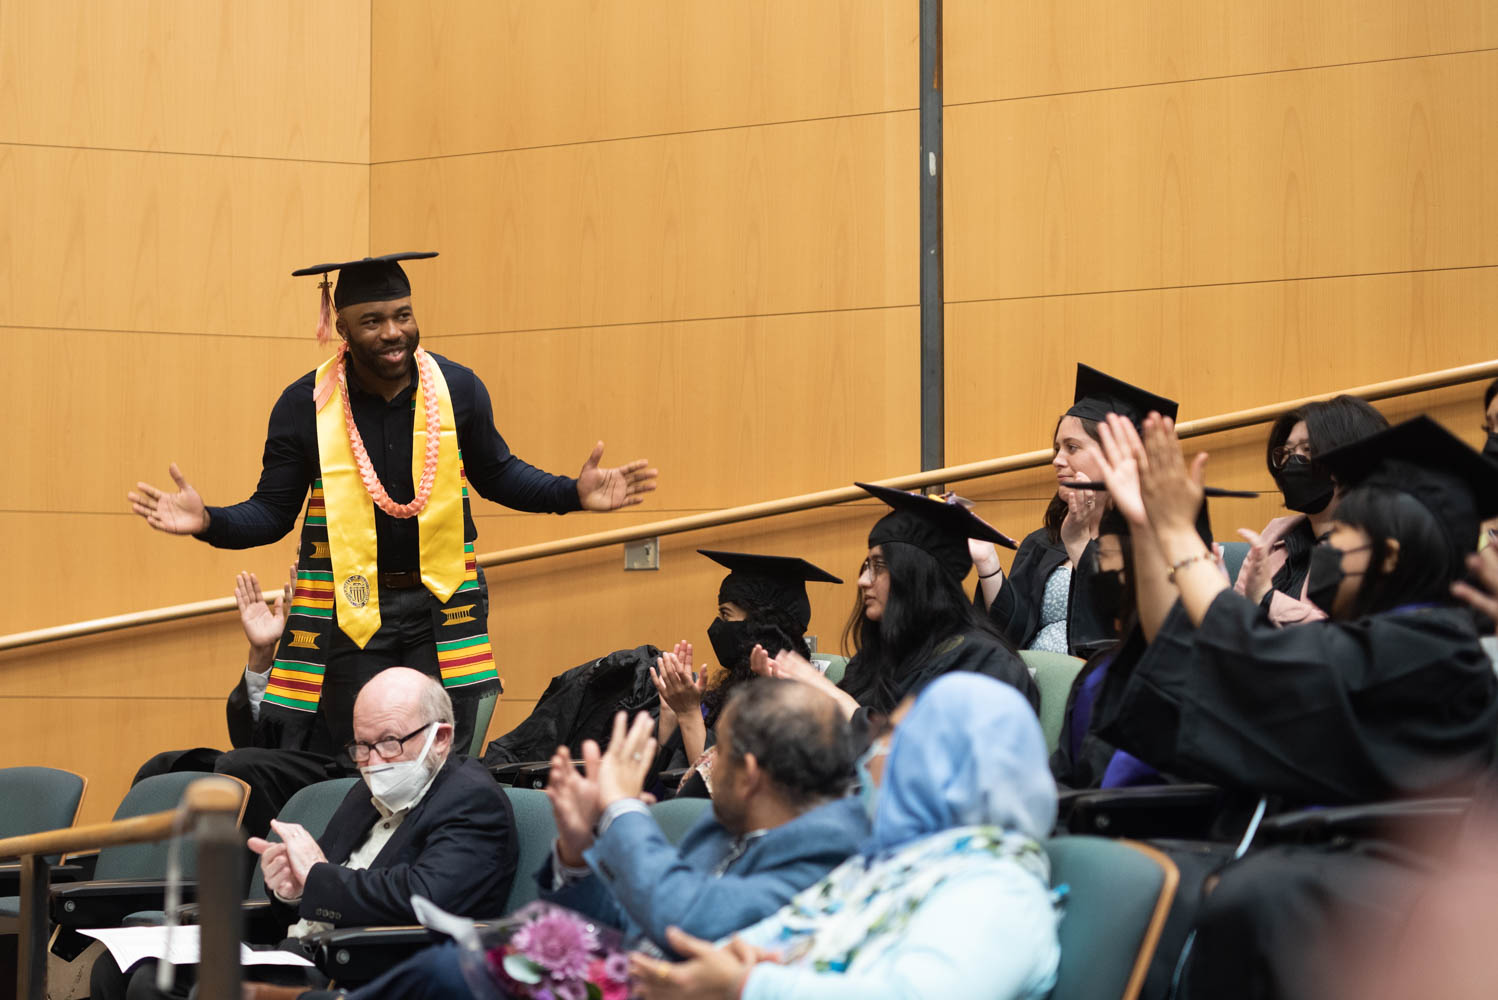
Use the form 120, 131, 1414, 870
198, 352, 580, 570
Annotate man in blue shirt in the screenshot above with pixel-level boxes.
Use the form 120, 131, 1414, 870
296, 678, 868, 1000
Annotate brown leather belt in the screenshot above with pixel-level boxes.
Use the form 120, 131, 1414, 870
379, 570, 423, 589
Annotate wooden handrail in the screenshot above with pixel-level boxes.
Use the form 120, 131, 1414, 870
3, 358, 1495, 653
0, 777, 243, 861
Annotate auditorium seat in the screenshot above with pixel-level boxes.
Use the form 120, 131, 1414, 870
1020, 651, 1087, 755
0, 766, 88, 896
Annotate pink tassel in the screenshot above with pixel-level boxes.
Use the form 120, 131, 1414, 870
315, 277, 333, 345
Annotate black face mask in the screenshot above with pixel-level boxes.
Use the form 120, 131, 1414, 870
1483, 432, 1498, 464
1274, 459, 1336, 515
1086, 568, 1128, 636
707, 618, 755, 670
1306, 544, 1366, 615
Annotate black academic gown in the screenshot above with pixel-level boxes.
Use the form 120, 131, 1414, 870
982, 528, 1114, 657
1096, 592, 1498, 1000
839, 628, 1040, 716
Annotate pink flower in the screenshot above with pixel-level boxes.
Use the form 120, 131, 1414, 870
603, 953, 630, 983
512, 911, 599, 981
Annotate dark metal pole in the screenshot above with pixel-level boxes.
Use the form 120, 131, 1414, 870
18, 854, 49, 1000
919, 0, 945, 477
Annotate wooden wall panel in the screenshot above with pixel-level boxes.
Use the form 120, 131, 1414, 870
0, 0, 370, 162
371, 0, 915, 161
0, 146, 369, 337
945, 0, 1497, 105
422, 307, 919, 515
370, 111, 917, 335
945, 51, 1498, 302
0, 695, 230, 826
944, 267, 1498, 464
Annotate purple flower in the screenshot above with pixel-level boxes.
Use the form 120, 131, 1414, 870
511, 911, 599, 981
603, 953, 630, 983
552, 980, 585, 1000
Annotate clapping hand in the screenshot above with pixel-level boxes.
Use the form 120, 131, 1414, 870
590, 711, 658, 810
247, 820, 327, 901
1235, 528, 1276, 604
576, 442, 659, 511
749, 645, 861, 719
545, 745, 602, 867
1136, 414, 1208, 537
650, 642, 705, 717
1059, 472, 1104, 565
236, 564, 295, 655
128, 463, 209, 535
629, 927, 772, 1000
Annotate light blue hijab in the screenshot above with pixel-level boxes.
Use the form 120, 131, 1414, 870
866, 673, 1057, 856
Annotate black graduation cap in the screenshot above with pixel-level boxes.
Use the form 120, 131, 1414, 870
857, 482, 1018, 582
1316, 415, 1498, 566
1066, 364, 1179, 427
698, 550, 843, 631
292, 252, 439, 343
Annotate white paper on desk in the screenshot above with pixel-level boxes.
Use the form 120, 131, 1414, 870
76, 926, 315, 969
78, 925, 201, 969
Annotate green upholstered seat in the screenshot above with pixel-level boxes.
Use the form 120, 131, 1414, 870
1020, 650, 1087, 755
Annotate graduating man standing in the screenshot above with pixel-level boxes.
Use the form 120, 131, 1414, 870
127, 252, 657, 784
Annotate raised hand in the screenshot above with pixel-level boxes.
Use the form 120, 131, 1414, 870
592, 711, 657, 809
1137, 414, 1208, 536
545, 745, 601, 867
576, 441, 658, 511
236, 567, 292, 653
1235, 528, 1276, 604
650, 645, 705, 717
1094, 414, 1149, 528
128, 463, 209, 535
968, 537, 1002, 580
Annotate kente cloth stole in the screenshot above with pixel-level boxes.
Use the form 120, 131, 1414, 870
262, 358, 497, 714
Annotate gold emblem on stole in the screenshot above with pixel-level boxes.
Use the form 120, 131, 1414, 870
342, 575, 370, 608
311, 541, 330, 560
442, 604, 476, 626
289, 630, 320, 650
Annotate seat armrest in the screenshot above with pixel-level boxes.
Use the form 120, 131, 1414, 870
488, 760, 548, 786
655, 768, 690, 801
0, 860, 89, 897
51, 879, 199, 929
306, 924, 450, 985
1065, 784, 1225, 839
511, 760, 585, 790
1256, 797, 1472, 848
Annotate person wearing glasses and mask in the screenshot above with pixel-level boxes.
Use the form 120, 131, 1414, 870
90, 667, 517, 1000
1233, 396, 1388, 626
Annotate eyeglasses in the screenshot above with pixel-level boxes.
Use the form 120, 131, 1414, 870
344, 722, 434, 764
859, 557, 889, 579
1269, 443, 1313, 470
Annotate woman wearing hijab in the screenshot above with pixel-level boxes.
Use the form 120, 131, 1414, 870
629, 672, 1062, 1000
973, 365, 1180, 657
651, 550, 841, 797
1232, 396, 1388, 625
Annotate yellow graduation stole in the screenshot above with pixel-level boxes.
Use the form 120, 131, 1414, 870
312, 350, 466, 648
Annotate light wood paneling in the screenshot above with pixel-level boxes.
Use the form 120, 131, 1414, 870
371, 111, 917, 335
424, 306, 919, 514
945, 267, 1498, 464
371, 0, 916, 162
945, 0, 1498, 105
945, 51, 1498, 303
0, 145, 368, 336
480, 501, 881, 704
0, 696, 229, 826
8, 330, 330, 515
0, 0, 370, 162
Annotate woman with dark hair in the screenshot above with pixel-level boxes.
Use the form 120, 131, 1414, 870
834, 483, 1038, 715
651, 550, 840, 797
973, 364, 1179, 657
1089, 412, 1498, 1000
1233, 395, 1388, 625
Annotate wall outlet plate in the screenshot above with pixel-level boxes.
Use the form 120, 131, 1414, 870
624, 537, 659, 570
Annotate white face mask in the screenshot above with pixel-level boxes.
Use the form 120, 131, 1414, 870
359, 722, 439, 813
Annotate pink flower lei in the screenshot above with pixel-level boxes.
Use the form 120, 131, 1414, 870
336, 342, 442, 519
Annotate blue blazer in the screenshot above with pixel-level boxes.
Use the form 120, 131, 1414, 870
539, 796, 868, 950
269, 755, 517, 927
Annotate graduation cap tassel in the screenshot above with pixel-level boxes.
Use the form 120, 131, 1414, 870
315, 276, 334, 346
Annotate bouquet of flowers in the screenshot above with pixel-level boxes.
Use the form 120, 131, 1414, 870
456, 901, 634, 1000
